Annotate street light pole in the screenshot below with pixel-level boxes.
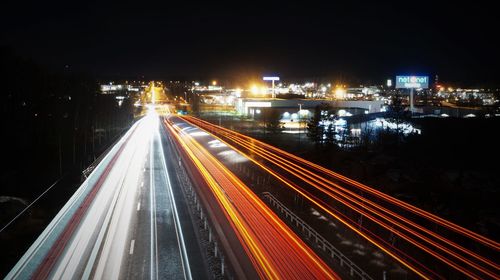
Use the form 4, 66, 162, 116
298, 103, 303, 145
272, 80, 275, 99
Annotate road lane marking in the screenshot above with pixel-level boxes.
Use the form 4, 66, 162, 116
129, 240, 135, 255
141, 181, 144, 187
137, 202, 141, 211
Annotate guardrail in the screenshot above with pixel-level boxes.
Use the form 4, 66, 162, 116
162, 119, 228, 279
262, 192, 373, 280
175, 156, 227, 279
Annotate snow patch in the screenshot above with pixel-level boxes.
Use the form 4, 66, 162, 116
369, 259, 387, 267
340, 240, 353, 246
328, 221, 338, 228
372, 251, 384, 259
353, 249, 366, 256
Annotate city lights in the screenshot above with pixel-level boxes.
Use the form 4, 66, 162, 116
4, 2, 500, 280
250, 85, 268, 95
334, 87, 346, 99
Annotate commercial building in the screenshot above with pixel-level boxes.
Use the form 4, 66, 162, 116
236, 98, 385, 117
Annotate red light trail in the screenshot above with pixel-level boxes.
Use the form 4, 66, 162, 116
182, 115, 499, 279
164, 116, 339, 280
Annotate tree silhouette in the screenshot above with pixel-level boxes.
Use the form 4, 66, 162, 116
262, 108, 283, 134
307, 102, 334, 145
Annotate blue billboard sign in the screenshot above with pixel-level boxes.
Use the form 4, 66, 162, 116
396, 75, 429, 89
263, 76, 280, 81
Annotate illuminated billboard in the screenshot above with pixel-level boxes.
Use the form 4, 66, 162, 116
396, 76, 429, 89
263, 76, 280, 81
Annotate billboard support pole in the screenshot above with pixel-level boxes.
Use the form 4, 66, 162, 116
410, 88, 414, 115
263, 76, 280, 99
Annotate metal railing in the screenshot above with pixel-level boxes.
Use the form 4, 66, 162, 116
262, 192, 373, 280
164, 123, 228, 280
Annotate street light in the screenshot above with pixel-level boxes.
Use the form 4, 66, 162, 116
335, 87, 346, 100
251, 85, 259, 95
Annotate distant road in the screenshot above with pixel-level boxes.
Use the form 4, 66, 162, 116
441, 100, 482, 110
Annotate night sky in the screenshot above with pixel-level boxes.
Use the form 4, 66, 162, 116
2, 1, 499, 85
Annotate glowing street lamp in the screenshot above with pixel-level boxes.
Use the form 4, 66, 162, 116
251, 85, 259, 95
334, 87, 346, 100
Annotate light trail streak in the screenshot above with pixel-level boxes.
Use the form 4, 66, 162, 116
200, 122, 495, 278
169, 120, 332, 278
177, 117, 434, 279
10, 110, 197, 280
167, 121, 281, 279
183, 116, 499, 248
196, 116, 500, 249
182, 115, 500, 279
165, 117, 339, 280
182, 128, 336, 278
29, 121, 142, 280
83, 135, 143, 280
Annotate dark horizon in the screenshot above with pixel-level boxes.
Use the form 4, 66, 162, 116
2, 1, 499, 87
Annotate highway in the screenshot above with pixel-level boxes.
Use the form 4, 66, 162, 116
6, 109, 207, 279
181, 115, 500, 279
164, 115, 340, 279
8, 105, 497, 279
